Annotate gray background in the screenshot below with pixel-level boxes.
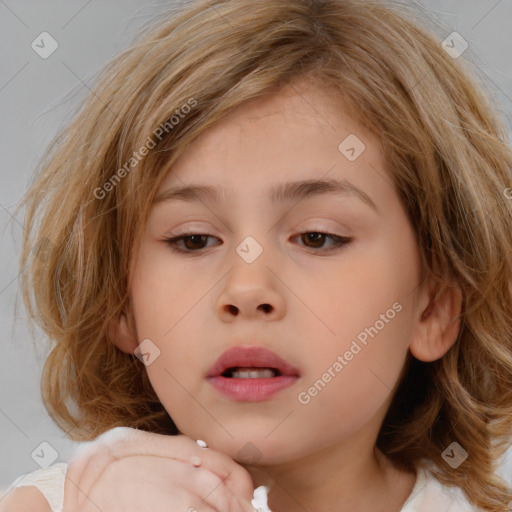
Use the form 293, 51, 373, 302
1, 0, 511, 491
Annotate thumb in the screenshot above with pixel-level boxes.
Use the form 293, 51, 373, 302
233, 494, 259, 512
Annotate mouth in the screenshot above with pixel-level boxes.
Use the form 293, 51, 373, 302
221, 367, 282, 378
206, 346, 300, 402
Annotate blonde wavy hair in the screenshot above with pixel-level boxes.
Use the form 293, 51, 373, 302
15, 0, 512, 509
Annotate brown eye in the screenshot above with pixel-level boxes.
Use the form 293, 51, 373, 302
181, 234, 209, 250
296, 232, 352, 251
164, 233, 219, 253
300, 232, 326, 248
164, 231, 352, 254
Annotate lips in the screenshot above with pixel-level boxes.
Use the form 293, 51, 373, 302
206, 345, 301, 378
206, 345, 301, 402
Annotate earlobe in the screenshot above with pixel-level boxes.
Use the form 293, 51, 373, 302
410, 281, 463, 363
107, 305, 139, 355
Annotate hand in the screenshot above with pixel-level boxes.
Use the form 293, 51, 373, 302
62, 427, 256, 512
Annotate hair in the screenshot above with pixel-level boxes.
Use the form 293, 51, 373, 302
14, 0, 512, 509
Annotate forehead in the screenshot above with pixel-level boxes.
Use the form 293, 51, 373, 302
158, 79, 382, 186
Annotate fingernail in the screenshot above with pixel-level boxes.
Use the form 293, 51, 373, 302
196, 439, 208, 448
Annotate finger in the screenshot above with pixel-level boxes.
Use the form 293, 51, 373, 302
185, 465, 233, 512
184, 497, 219, 512
94, 428, 255, 503
233, 493, 260, 512
179, 463, 256, 512
186, 506, 218, 512
178, 440, 255, 503
80, 455, 233, 512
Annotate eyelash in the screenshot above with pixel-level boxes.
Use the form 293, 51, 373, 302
163, 231, 353, 254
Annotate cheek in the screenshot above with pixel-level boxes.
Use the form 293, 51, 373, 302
129, 247, 209, 407
141, 330, 206, 429
285, 309, 414, 460
131, 243, 206, 338
291, 230, 420, 422
297, 230, 420, 349
297, 299, 413, 407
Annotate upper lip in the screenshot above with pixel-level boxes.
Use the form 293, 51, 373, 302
206, 345, 301, 378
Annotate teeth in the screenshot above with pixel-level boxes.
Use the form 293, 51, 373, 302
231, 368, 277, 379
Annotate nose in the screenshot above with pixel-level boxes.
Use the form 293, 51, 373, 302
215, 263, 286, 322
223, 301, 273, 316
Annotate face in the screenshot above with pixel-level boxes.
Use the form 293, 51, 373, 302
116, 77, 431, 466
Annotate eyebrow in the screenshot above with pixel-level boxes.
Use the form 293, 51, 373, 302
153, 178, 378, 213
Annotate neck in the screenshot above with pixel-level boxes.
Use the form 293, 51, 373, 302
248, 440, 416, 512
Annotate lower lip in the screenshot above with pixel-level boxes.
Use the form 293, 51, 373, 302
207, 375, 298, 402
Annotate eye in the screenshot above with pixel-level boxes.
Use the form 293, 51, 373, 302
163, 231, 352, 254
164, 233, 219, 252
295, 232, 352, 251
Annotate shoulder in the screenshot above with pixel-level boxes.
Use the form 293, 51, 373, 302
402, 444, 512, 512
401, 464, 480, 512
2, 462, 67, 512
0, 485, 52, 512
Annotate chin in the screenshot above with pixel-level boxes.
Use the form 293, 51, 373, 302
207, 434, 305, 467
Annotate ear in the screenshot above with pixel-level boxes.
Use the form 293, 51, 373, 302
409, 278, 463, 362
107, 300, 139, 355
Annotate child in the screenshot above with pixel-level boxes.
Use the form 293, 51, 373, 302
3, 0, 512, 510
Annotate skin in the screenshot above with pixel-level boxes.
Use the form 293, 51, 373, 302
112, 76, 462, 512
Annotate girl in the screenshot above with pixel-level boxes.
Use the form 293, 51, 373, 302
3, 0, 512, 510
